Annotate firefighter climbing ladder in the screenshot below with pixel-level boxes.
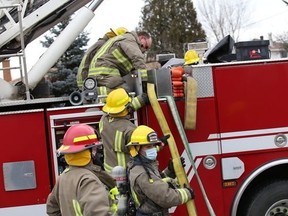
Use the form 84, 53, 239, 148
147, 82, 216, 216
147, 82, 198, 216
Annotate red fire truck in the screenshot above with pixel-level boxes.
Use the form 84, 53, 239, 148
1, 1, 288, 216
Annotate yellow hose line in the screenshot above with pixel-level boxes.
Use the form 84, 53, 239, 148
184, 76, 197, 130
147, 83, 197, 216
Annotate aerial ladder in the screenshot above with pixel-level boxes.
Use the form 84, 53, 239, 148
0, 0, 104, 100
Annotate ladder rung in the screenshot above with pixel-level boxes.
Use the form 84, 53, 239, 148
0, 66, 21, 70
0, 53, 23, 58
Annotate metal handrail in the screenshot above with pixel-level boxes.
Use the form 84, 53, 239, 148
0, 3, 30, 100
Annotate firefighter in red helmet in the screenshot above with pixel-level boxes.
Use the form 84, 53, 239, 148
46, 123, 118, 216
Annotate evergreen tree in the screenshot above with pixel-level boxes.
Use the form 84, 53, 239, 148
40, 18, 89, 97
138, 0, 206, 58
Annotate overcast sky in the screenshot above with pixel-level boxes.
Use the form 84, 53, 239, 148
4, 0, 288, 78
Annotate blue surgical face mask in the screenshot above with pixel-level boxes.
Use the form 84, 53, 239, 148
145, 147, 157, 161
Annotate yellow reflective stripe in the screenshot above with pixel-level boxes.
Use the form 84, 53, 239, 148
73, 134, 96, 143
177, 188, 189, 204
72, 199, 83, 216
114, 131, 122, 152
103, 143, 113, 173
99, 121, 103, 133
98, 87, 108, 103
131, 189, 141, 207
78, 55, 87, 74
112, 48, 133, 71
115, 131, 126, 168
77, 55, 88, 88
96, 36, 122, 59
162, 177, 171, 183
89, 67, 121, 76
117, 152, 126, 168
104, 161, 113, 173
99, 86, 108, 95
90, 35, 123, 68
139, 69, 147, 78
131, 97, 141, 110
63, 167, 70, 173
77, 80, 83, 88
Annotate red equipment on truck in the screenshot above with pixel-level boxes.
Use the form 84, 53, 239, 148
1, 1, 288, 216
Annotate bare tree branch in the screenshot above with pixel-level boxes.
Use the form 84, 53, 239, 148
197, 0, 250, 44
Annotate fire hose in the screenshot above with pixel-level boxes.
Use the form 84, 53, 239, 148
184, 76, 197, 130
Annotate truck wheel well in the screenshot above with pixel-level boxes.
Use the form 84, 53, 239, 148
236, 163, 288, 215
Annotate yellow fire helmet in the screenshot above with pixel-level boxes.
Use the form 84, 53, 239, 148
184, 49, 200, 65
102, 88, 131, 114
106, 27, 128, 38
127, 125, 162, 157
112, 27, 128, 35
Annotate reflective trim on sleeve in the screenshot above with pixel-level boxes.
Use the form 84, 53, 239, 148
72, 199, 83, 216
131, 97, 142, 110
89, 35, 124, 70
161, 177, 171, 183
104, 161, 113, 173
112, 48, 133, 72
77, 80, 83, 88
89, 67, 121, 76
177, 188, 189, 204
77, 55, 88, 88
115, 130, 126, 168
101, 120, 113, 173
131, 189, 141, 207
139, 69, 147, 78
99, 86, 108, 96
99, 121, 103, 133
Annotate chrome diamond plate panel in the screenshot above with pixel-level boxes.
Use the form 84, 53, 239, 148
192, 66, 214, 98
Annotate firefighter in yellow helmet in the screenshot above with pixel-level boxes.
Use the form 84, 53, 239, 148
126, 125, 194, 215
46, 124, 118, 216
88, 31, 152, 94
184, 49, 200, 65
77, 27, 129, 89
99, 88, 149, 173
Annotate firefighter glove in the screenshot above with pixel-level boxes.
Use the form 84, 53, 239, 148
126, 103, 135, 114
180, 156, 186, 168
184, 183, 195, 199
141, 92, 150, 105
168, 157, 186, 172
159, 134, 170, 146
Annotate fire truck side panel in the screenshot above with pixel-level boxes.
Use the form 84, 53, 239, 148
214, 61, 288, 132
0, 110, 50, 211
212, 60, 288, 215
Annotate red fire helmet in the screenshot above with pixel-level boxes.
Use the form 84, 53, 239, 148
58, 124, 100, 154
